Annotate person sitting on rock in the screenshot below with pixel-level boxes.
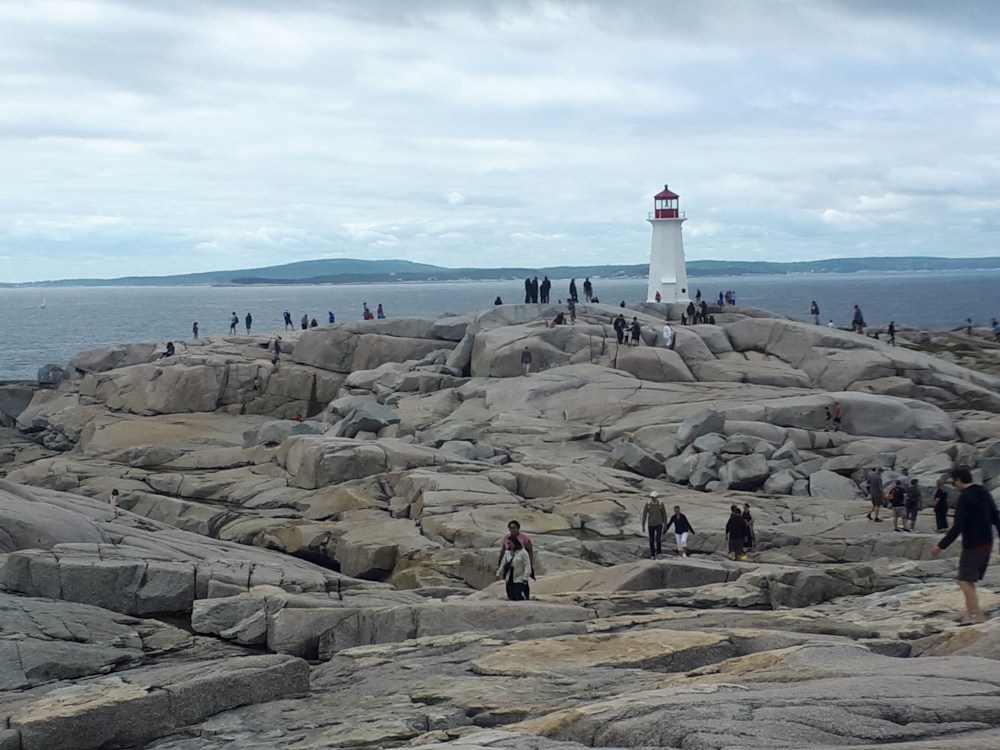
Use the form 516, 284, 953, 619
498, 520, 535, 574
725, 505, 749, 561
549, 312, 565, 328
161, 341, 175, 358
664, 505, 694, 558
498, 536, 532, 601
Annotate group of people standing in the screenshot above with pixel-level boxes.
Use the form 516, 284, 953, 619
521, 276, 598, 305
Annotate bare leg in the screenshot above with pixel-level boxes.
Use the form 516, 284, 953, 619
958, 580, 986, 623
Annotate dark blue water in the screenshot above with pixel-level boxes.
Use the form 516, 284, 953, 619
1, 270, 998, 380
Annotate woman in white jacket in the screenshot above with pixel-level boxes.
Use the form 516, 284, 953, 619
498, 537, 532, 600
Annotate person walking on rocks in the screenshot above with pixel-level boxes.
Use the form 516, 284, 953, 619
630, 317, 641, 346
283, 310, 293, 330
192, 321, 199, 339
520, 346, 532, 376
931, 467, 1000, 625
933, 477, 951, 532
583, 277, 593, 303
229, 312, 238, 335
904, 479, 921, 532
888, 480, 907, 531
245, 312, 252, 334
613, 314, 626, 344
569, 279, 579, 303
641, 491, 668, 559
888, 321, 896, 346
852, 305, 865, 333
498, 520, 536, 574
823, 406, 833, 431
810, 301, 820, 325
664, 505, 694, 557
661, 322, 674, 350
832, 401, 843, 432
742, 503, 756, 550
271, 337, 282, 369
726, 505, 749, 561
866, 467, 885, 522
567, 298, 576, 324
498, 536, 532, 600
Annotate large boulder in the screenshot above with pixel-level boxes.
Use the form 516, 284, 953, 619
677, 410, 725, 448
808, 469, 863, 500
719, 453, 770, 491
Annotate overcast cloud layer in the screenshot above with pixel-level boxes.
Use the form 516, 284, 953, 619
2, 0, 1000, 282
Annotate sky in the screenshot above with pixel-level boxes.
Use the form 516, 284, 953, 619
2, 0, 1000, 282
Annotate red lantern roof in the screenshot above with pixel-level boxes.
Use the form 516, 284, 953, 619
654, 185, 679, 199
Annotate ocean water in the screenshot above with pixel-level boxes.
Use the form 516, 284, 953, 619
1, 270, 998, 381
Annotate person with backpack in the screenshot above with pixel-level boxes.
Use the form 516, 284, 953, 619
888, 480, 906, 531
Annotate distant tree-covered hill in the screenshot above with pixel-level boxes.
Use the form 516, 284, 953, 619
6, 256, 1000, 287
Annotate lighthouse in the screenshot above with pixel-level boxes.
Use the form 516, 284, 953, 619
646, 184, 689, 304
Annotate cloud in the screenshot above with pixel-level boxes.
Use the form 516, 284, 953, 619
2, 0, 1000, 281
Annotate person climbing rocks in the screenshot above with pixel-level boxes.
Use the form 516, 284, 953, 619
664, 505, 694, 558
640, 491, 667, 559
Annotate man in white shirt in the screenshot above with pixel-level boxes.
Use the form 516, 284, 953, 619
661, 323, 674, 350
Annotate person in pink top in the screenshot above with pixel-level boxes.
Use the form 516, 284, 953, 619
498, 520, 535, 572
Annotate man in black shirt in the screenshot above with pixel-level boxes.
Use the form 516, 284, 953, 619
931, 467, 1000, 625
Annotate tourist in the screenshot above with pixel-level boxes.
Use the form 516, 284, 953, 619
583, 277, 593, 303
540, 276, 551, 303
852, 305, 865, 333
810, 301, 820, 325
888, 321, 896, 346
904, 479, 921, 532
742, 503, 756, 550
695, 289, 701, 304
245, 312, 252, 334
664, 505, 694, 558
888, 480, 906, 531
160, 341, 175, 358
866, 467, 884, 521
832, 401, 843, 432
629, 317, 641, 346
569, 279, 578, 303
309, 318, 318, 328
229, 312, 238, 335
686, 301, 697, 324
192, 321, 199, 339
108, 488, 120, 507
700, 300, 708, 323
827, 319, 835, 328
640, 491, 667, 559
362, 303, 371, 320
531, 277, 539, 304
661, 322, 674, 350
520, 346, 532, 376
824, 407, 833, 431
931, 467, 1000, 625
966, 317, 973, 336
567, 298, 576, 324
498, 536, 532, 601
300, 313, 308, 330
725, 504, 749, 561
498, 520, 535, 572
933, 478, 950, 532
328, 311, 335, 323
283, 310, 293, 330
718, 292, 725, 307
376, 303, 385, 319
613, 314, 626, 344
654, 290, 661, 303
523, 277, 532, 304
729, 291, 736, 305
620, 300, 626, 308
271, 337, 282, 369
494, 296, 503, 305
548, 312, 565, 327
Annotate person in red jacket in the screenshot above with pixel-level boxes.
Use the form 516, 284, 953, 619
931, 467, 1000, 625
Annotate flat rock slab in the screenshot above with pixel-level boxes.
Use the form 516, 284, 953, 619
1, 654, 309, 750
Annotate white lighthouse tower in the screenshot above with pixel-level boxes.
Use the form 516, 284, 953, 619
646, 184, 690, 304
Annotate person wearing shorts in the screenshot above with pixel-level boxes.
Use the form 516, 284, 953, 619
931, 468, 1000, 626
664, 505, 694, 558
